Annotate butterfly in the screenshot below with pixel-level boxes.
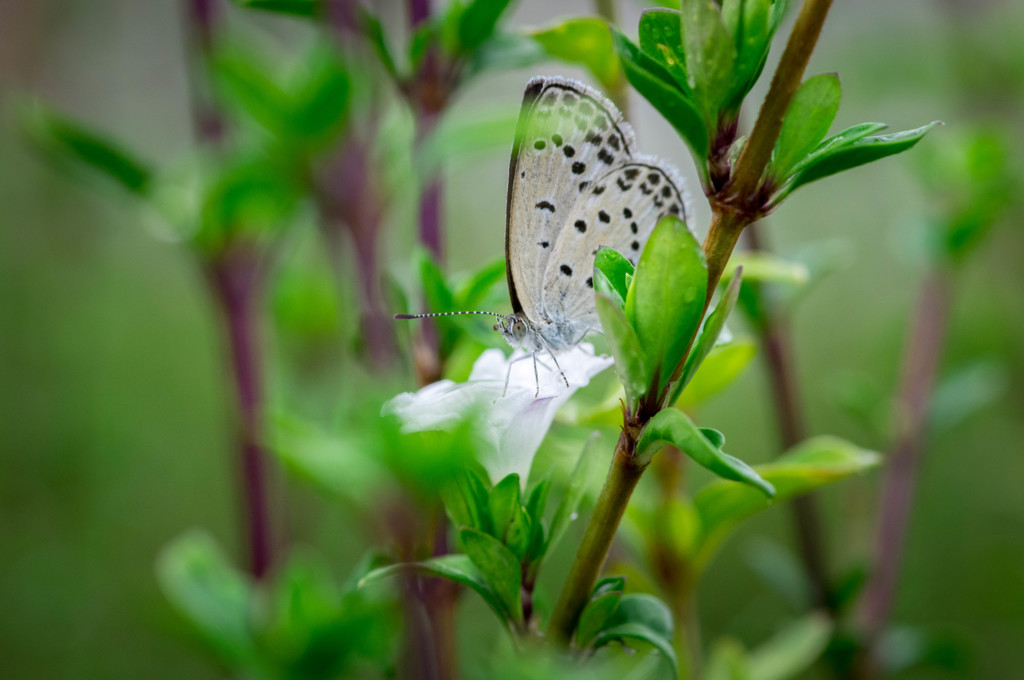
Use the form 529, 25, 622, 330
398, 76, 689, 393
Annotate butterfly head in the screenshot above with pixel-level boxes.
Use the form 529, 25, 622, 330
493, 314, 530, 347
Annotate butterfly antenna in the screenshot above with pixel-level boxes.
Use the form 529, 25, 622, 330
394, 311, 509, 321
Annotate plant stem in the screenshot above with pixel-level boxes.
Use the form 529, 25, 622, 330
548, 432, 646, 644
728, 0, 834, 208
548, 0, 838, 645
744, 223, 833, 613
209, 253, 273, 578
593, 0, 630, 118
854, 268, 951, 676
184, 0, 274, 579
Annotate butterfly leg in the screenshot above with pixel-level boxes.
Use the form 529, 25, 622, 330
547, 348, 569, 388
502, 352, 535, 398
532, 352, 540, 397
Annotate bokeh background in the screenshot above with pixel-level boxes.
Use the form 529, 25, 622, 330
1, 0, 1022, 678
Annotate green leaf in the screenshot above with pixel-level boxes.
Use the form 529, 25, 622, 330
625, 215, 707, 396
155, 532, 259, 670
706, 638, 751, 680
639, 10, 691, 96
459, 528, 522, 623
532, 18, 621, 90
212, 48, 291, 135
489, 474, 531, 561
441, 469, 493, 533
675, 340, 757, 408
675, 267, 742, 396
613, 29, 710, 171
23, 104, 152, 195
694, 436, 880, 569
458, 0, 513, 53
456, 258, 506, 309
748, 613, 832, 680
593, 575, 627, 598
287, 49, 352, 146
636, 408, 774, 495
547, 436, 598, 556
360, 554, 513, 628
576, 591, 623, 649
595, 294, 651, 405
594, 246, 635, 304
780, 122, 941, 200
681, 0, 736, 119
771, 73, 841, 181
593, 621, 678, 679
723, 252, 810, 288
233, 0, 322, 18
360, 9, 398, 78
594, 269, 626, 311
610, 593, 674, 640
525, 477, 551, 565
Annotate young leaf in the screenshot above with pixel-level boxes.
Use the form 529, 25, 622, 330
592, 575, 627, 598
456, 258, 506, 309
442, 469, 492, 533
694, 436, 880, 569
613, 29, 710, 170
770, 73, 841, 181
525, 477, 552, 564
635, 408, 774, 495
531, 18, 621, 91
547, 435, 599, 555
594, 246, 635, 303
639, 9, 691, 96
360, 9, 398, 78
593, 622, 678, 679
24, 105, 152, 195
155, 532, 259, 670
681, 0, 737, 119
673, 267, 743, 400
594, 269, 626, 310
360, 554, 512, 628
595, 294, 650, 405
489, 474, 531, 561
722, 252, 810, 288
576, 591, 623, 649
748, 613, 833, 680
458, 0, 513, 53
779, 122, 941, 201
705, 638, 751, 680
233, 0, 322, 18
625, 215, 707, 396
610, 593, 674, 640
459, 528, 523, 623
675, 340, 757, 408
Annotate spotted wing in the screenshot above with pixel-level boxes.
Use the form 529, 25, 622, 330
505, 76, 637, 325
540, 158, 690, 332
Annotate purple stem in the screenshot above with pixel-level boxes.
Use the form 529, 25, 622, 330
209, 253, 273, 579
408, 0, 432, 27
183, 0, 273, 577
183, 0, 225, 145
744, 223, 833, 612
858, 269, 951, 661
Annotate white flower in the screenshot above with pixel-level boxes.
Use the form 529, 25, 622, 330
384, 344, 613, 484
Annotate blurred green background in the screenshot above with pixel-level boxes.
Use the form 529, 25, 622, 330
1, 0, 1022, 678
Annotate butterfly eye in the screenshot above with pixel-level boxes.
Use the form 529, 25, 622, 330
512, 320, 527, 341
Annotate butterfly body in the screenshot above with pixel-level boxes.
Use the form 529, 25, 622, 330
500, 76, 690, 362
396, 76, 689, 393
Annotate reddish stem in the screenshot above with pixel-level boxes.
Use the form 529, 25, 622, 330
208, 253, 273, 578
856, 269, 951, 674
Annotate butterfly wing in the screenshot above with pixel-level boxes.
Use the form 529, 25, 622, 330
505, 77, 637, 325
541, 158, 690, 336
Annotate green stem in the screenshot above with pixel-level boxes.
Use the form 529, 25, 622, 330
728, 0, 834, 209
547, 432, 646, 644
